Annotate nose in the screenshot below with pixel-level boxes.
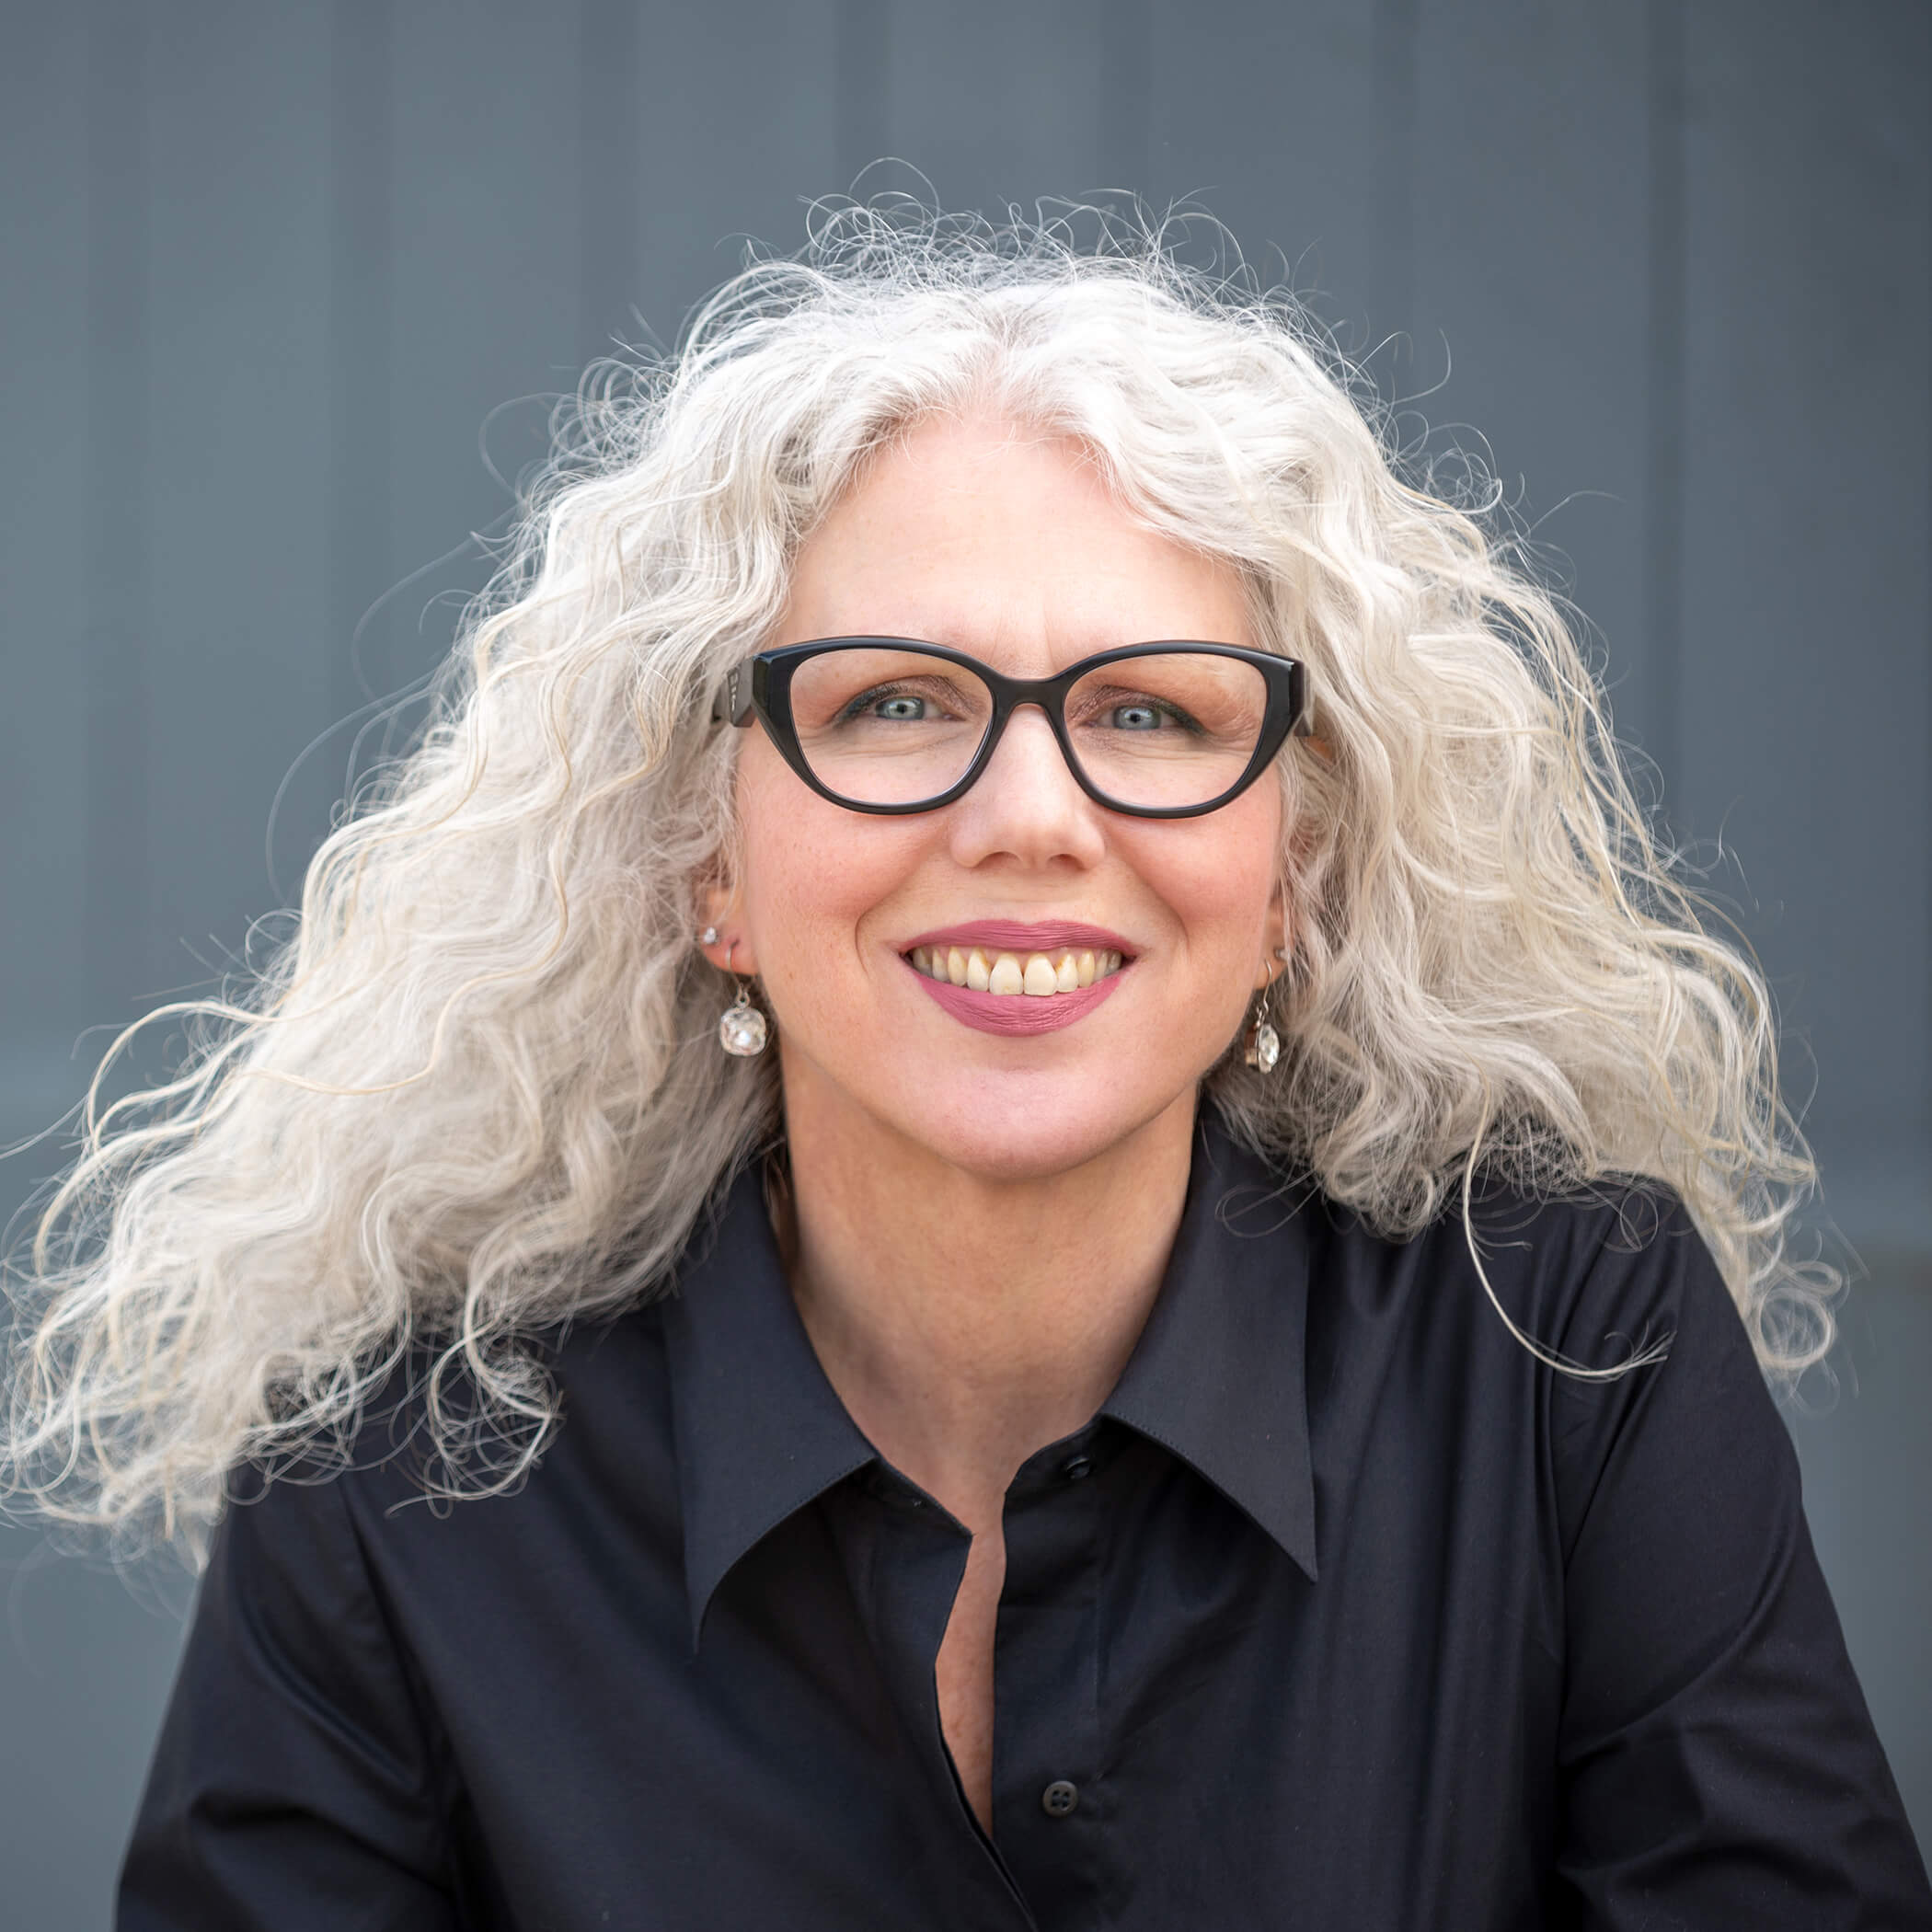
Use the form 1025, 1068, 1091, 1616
945, 702, 1108, 872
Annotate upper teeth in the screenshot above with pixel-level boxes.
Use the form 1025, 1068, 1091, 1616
907, 946, 1125, 995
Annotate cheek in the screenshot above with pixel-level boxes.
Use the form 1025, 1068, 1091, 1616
732, 747, 922, 984
1133, 789, 1284, 949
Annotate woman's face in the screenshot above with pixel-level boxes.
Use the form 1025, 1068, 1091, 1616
707, 410, 1288, 1182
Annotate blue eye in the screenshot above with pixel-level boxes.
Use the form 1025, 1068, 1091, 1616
1111, 704, 1165, 730
836, 687, 931, 723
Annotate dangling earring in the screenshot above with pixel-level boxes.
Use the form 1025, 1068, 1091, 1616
715, 940, 769, 1057
1243, 955, 1282, 1075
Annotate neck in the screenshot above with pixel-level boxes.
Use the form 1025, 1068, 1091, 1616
776, 1074, 1199, 1533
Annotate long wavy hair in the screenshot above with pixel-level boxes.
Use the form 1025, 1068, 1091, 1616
3, 202, 1834, 1566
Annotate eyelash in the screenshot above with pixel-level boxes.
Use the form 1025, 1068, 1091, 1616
842, 683, 962, 721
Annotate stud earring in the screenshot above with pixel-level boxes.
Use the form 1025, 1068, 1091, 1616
699, 925, 719, 946
1243, 960, 1282, 1075
716, 940, 768, 1057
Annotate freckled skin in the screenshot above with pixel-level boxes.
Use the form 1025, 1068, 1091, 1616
700, 412, 1290, 1834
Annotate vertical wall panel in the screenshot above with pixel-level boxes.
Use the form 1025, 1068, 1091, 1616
0, 7, 93, 1107
0, 1527, 191, 1931
1792, 1271, 1932, 1862
1408, 1, 1653, 771
1674, 0, 1929, 1829
82, 3, 155, 1033
5, 24, 185, 1932
325, 1, 397, 817
143, 2, 335, 999
1370, 0, 1419, 337
1643, 0, 1685, 797
877, 0, 1107, 216
631, 0, 842, 349
577, 0, 642, 367
1679, 0, 1931, 1196
1142, 0, 1378, 317
385, 3, 584, 699
835, 0, 894, 196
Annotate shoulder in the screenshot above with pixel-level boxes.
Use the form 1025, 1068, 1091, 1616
1466, 1170, 1724, 1374
1440, 1175, 1798, 1581
1343, 1171, 1790, 1581
222, 1297, 682, 1563
1298, 1162, 1727, 1374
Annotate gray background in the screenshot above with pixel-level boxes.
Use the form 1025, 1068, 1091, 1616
2, 0, 1926, 1923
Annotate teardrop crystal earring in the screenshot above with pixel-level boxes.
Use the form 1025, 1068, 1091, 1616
716, 940, 769, 1058
1243, 957, 1282, 1075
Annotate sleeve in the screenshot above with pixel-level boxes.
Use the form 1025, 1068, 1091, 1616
1547, 1190, 1932, 1930
116, 1461, 463, 1932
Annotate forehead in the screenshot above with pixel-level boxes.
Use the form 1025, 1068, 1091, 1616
775, 411, 1254, 668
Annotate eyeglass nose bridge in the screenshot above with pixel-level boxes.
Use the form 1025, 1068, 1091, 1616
960, 684, 1092, 799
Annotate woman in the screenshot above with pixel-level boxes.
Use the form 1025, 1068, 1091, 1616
7, 207, 1927, 1928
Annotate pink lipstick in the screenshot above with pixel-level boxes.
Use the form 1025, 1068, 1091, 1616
899, 921, 1134, 1037
910, 972, 1124, 1036
900, 920, 1135, 959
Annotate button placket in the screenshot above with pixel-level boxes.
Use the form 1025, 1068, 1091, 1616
989, 1439, 1108, 1920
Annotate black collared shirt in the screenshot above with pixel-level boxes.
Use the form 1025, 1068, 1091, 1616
120, 1110, 1931, 1929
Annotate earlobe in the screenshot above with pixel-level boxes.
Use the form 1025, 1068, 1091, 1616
1255, 893, 1290, 990
696, 883, 756, 975
701, 933, 762, 979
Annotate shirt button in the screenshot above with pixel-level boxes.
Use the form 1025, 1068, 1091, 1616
1059, 1454, 1095, 1482
1041, 1779, 1079, 1818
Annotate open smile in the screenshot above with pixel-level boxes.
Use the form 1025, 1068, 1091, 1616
897, 922, 1135, 1037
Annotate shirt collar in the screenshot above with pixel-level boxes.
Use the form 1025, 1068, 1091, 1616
1098, 1107, 1319, 1585
660, 1106, 1319, 1653
659, 1164, 879, 1654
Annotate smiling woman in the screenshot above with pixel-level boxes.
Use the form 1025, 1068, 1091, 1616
5, 204, 1929, 1927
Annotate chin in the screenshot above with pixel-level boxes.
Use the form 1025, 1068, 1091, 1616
890, 1071, 1186, 1183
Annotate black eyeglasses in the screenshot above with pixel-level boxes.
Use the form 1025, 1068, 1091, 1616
711, 637, 1311, 818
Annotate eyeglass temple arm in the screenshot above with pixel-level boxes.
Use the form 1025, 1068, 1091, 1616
710, 660, 757, 726
1289, 664, 1317, 736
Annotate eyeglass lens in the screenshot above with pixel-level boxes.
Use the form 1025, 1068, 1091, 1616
786, 647, 1271, 809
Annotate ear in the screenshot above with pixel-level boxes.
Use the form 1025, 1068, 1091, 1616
1254, 880, 1291, 991
696, 881, 759, 976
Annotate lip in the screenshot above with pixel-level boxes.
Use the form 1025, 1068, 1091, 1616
908, 968, 1126, 1037
898, 919, 1138, 960
897, 921, 1136, 1038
